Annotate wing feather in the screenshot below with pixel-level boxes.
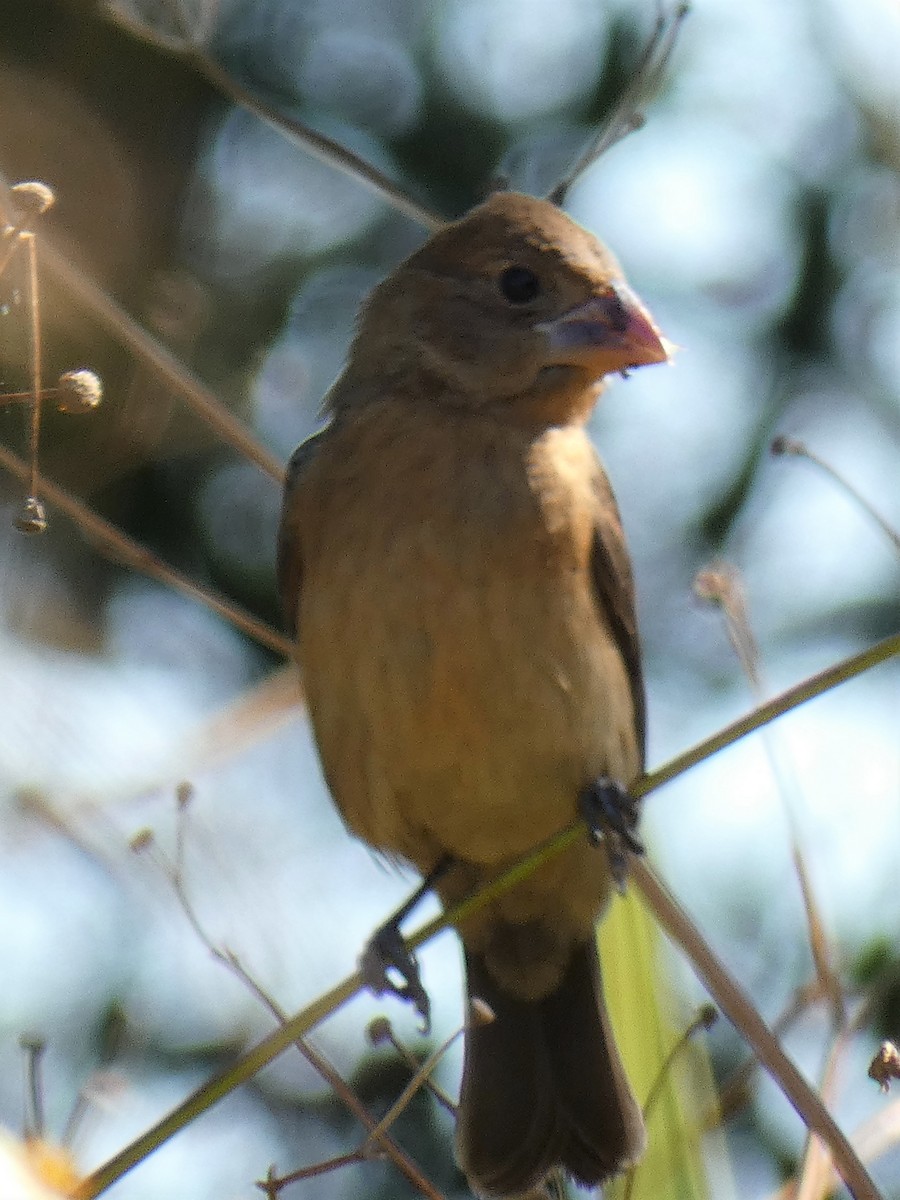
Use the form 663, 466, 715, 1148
589, 472, 646, 765
277, 429, 329, 637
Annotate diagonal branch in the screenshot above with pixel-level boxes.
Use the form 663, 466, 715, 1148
631, 860, 881, 1200
0, 440, 292, 658
102, 8, 444, 232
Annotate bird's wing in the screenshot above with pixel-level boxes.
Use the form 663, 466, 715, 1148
589, 470, 646, 766
277, 428, 329, 638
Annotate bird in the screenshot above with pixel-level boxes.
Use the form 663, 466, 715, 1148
277, 189, 668, 1198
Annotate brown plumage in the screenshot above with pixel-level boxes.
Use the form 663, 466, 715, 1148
278, 191, 667, 1197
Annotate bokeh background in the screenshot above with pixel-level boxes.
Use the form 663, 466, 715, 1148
0, 0, 898, 1196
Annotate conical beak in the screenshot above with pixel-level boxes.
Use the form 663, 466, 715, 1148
538, 282, 670, 378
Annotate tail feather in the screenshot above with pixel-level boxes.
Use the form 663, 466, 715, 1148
456, 941, 644, 1198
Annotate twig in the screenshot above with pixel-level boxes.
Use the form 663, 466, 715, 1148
101, 10, 443, 233
772, 436, 900, 555
640, 1005, 717, 1128
162, 791, 441, 1199
259, 1150, 367, 1192
20, 1035, 47, 1138
194, 54, 443, 233
631, 861, 882, 1200
0, 371, 102, 412
361, 1027, 464, 1152
547, 3, 690, 204
75, 631, 899, 1200
795, 1023, 854, 1200
716, 980, 826, 1121
694, 564, 845, 1027
630, 633, 899, 799
0, 175, 285, 484
768, 1100, 900, 1200
368, 1018, 457, 1116
0, 440, 292, 658
24, 232, 43, 499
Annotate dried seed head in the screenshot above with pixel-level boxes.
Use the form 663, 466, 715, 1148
14, 496, 47, 534
469, 997, 496, 1026
770, 434, 805, 457
366, 1016, 393, 1046
693, 565, 733, 606
56, 369, 102, 413
697, 1004, 718, 1031
868, 1041, 900, 1093
18, 1033, 46, 1053
129, 828, 155, 853
9, 181, 55, 220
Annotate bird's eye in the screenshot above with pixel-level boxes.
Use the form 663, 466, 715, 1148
499, 265, 541, 305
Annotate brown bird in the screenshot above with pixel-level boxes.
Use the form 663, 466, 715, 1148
278, 190, 668, 1197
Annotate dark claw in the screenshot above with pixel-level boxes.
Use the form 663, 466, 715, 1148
579, 777, 644, 892
360, 923, 431, 1034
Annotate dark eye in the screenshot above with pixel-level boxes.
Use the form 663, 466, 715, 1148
499, 265, 541, 305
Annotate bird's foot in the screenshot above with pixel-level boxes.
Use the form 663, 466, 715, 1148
579, 777, 643, 892
360, 923, 431, 1034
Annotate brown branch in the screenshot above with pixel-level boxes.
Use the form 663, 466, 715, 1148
0, 168, 284, 484
631, 860, 882, 1200
194, 54, 443, 234
24, 232, 43, 498
772, 436, 900, 555
360, 1027, 464, 1153
716, 980, 826, 1121
547, 2, 690, 204
0, 441, 292, 658
694, 563, 845, 1027
101, 9, 443, 233
161, 794, 440, 1198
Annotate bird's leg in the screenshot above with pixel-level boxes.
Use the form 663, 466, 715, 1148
360, 856, 452, 1034
579, 777, 644, 892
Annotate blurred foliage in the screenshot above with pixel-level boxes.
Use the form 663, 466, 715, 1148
0, 0, 898, 1197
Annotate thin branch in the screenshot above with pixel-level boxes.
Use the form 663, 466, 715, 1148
5, 170, 285, 491
639, 1006, 717, 1128
1, 173, 284, 484
74, 967, 364, 1199
368, 1018, 457, 1116
632, 633, 900, 799
36, 235, 286, 483
631, 861, 881, 1200
547, 2, 690, 204
20, 1035, 47, 1138
25, 232, 43, 498
75, 631, 899, 1200
361, 1027, 464, 1153
163, 794, 440, 1198
694, 564, 845, 1026
768, 1101, 900, 1200
194, 54, 443, 233
260, 1149, 367, 1192
772, 436, 900, 555
795, 1023, 854, 1200
0, 440, 292, 658
101, 10, 443, 233
716, 980, 826, 1121
623, 1005, 717, 1200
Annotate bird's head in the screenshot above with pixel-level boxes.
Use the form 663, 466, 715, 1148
339, 191, 669, 425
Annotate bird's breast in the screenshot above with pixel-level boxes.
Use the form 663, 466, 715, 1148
294, 401, 638, 868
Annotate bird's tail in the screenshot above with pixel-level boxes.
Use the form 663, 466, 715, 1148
456, 939, 645, 1198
